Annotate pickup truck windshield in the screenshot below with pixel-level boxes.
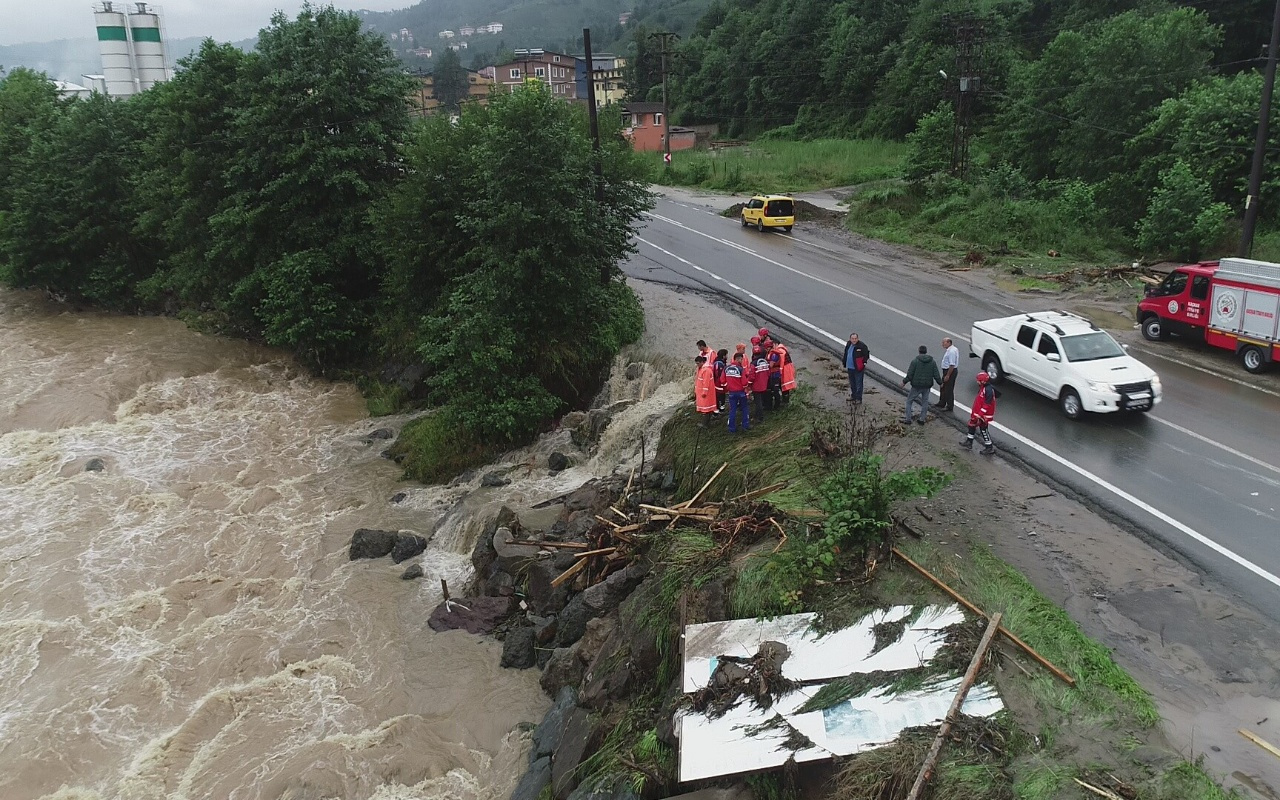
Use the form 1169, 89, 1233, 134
1062, 332, 1125, 362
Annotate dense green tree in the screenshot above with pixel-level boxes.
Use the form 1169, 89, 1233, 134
1136, 159, 1231, 260
432, 47, 469, 112
382, 84, 651, 443
903, 102, 954, 180
0, 68, 61, 224
209, 4, 414, 366
1, 94, 154, 305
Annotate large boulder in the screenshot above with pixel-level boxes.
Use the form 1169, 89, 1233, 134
553, 595, 592, 649
525, 560, 571, 616
494, 527, 544, 574
575, 616, 618, 666
580, 625, 629, 710
564, 483, 606, 513
471, 507, 517, 586
511, 757, 552, 800
501, 625, 538, 669
540, 644, 585, 697
552, 707, 604, 799
531, 686, 579, 762
390, 533, 428, 563
548, 452, 569, 472
581, 564, 649, 617
400, 564, 424, 580
427, 596, 514, 634
349, 529, 398, 560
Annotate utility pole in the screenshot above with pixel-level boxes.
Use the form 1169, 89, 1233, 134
584, 28, 609, 286
950, 16, 983, 179
650, 32, 678, 166
1240, 0, 1280, 258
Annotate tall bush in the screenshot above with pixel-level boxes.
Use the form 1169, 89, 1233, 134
1136, 160, 1231, 261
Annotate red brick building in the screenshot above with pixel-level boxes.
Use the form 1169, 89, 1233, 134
622, 102, 696, 152
488, 48, 580, 100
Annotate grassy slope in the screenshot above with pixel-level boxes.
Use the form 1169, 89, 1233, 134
651, 139, 908, 194
632, 399, 1242, 800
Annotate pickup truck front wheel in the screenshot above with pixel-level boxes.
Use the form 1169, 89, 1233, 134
1059, 388, 1084, 420
981, 352, 1005, 383
1140, 316, 1167, 342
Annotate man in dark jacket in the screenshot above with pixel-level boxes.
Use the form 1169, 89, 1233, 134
901, 345, 941, 424
843, 333, 870, 404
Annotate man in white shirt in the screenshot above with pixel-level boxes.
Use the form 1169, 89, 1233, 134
937, 337, 961, 411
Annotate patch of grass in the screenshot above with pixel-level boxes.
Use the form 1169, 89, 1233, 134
356, 377, 408, 417
896, 541, 1160, 728
386, 409, 500, 484
654, 397, 830, 510
1013, 762, 1069, 799
1014, 276, 1060, 292
1152, 760, 1249, 800
651, 139, 908, 193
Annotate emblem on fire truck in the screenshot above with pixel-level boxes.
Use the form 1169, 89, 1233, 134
1218, 294, 1238, 320
1167, 300, 1179, 314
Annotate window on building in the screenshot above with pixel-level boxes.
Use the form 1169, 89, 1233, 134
536, 67, 545, 77
553, 55, 561, 63
654, 113, 663, 126
510, 68, 520, 79
630, 114, 638, 126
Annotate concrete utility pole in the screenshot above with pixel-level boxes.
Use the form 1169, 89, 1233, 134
1240, 0, 1280, 258
950, 16, 983, 179
650, 32, 679, 165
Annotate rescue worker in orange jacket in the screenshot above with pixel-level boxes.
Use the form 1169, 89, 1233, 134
961, 372, 997, 454
751, 346, 771, 422
774, 341, 796, 405
695, 356, 718, 424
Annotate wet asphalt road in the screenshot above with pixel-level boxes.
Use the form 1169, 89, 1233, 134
627, 194, 1280, 617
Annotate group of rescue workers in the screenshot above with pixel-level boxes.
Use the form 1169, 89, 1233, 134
691, 327, 1000, 454
692, 328, 796, 433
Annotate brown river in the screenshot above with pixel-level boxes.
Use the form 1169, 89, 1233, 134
0, 288, 559, 800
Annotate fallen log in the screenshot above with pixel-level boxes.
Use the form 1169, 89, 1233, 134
1073, 778, 1123, 800
905, 612, 1002, 800
530, 540, 590, 550
891, 547, 1075, 687
1240, 729, 1280, 761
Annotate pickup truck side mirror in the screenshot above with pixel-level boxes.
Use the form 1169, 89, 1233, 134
1046, 353, 1062, 362
1122, 344, 1129, 351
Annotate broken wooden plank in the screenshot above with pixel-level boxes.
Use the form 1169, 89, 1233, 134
595, 514, 622, 529
550, 558, 588, 588
729, 482, 788, 503
608, 505, 630, 521
680, 462, 729, 508
529, 540, 590, 550
905, 612, 1003, 800
1240, 729, 1280, 761
575, 546, 618, 559
891, 547, 1076, 687
1072, 778, 1123, 800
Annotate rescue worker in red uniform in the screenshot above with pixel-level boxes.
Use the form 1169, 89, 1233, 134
961, 372, 997, 454
724, 352, 751, 432
774, 342, 796, 405
765, 341, 783, 411
751, 346, 772, 423
713, 349, 729, 411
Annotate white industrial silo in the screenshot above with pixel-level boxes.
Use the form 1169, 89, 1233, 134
93, 1, 136, 97
128, 3, 169, 90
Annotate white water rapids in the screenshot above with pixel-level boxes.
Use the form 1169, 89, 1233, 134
0, 281, 718, 800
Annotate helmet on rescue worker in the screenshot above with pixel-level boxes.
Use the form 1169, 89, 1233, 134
976, 372, 990, 384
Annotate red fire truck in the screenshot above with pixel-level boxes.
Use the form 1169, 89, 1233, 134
1137, 257, 1280, 373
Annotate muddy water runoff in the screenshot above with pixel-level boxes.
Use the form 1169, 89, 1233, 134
0, 286, 697, 800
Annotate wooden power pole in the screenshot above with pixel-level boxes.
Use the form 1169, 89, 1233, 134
650, 31, 679, 166
1240, 0, 1280, 258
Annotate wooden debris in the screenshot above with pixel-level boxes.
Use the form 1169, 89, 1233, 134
905, 612, 1003, 800
680, 462, 729, 508
730, 482, 788, 503
595, 514, 622, 529
770, 518, 788, 554
608, 505, 630, 521
440, 579, 450, 602
1073, 778, 1124, 800
891, 547, 1076, 687
550, 558, 588, 588
1240, 729, 1280, 761
575, 546, 618, 559
529, 540, 591, 550
915, 505, 934, 522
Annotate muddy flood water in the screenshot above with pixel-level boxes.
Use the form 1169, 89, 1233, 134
0, 288, 557, 800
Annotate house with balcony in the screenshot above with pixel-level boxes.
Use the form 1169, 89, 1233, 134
491, 49, 581, 100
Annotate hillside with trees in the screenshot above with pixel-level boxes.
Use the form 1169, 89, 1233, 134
664, 0, 1279, 262
0, 6, 651, 480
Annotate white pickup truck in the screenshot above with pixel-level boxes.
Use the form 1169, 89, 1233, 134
969, 311, 1162, 420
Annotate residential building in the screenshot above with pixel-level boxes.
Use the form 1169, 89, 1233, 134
459, 26, 475, 36
619, 12, 633, 25
483, 22, 504, 33
400, 28, 412, 40
622, 102, 696, 152
448, 41, 468, 51
409, 69, 495, 116
438, 30, 455, 38
492, 49, 580, 100
577, 53, 626, 107
410, 47, 434, 58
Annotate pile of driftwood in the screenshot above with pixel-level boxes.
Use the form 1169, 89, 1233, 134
522, 463, 790, 594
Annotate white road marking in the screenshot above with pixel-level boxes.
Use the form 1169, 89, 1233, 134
644, 210, 1280, 480
635, 234, 1280, 591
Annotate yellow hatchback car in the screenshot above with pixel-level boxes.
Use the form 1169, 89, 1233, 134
740, 194, 795, 233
